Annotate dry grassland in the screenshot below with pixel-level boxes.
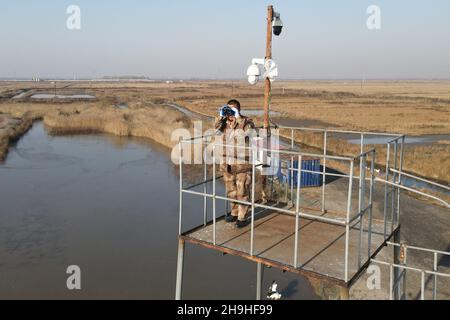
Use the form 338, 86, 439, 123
0, 80, 449, 185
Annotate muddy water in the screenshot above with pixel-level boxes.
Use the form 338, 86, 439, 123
30, 93, 96, 100
0, 122, 317, 299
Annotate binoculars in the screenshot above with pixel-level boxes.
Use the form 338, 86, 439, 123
219, 105, 238, 117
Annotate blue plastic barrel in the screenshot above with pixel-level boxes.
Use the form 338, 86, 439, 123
277, 158, 321, 187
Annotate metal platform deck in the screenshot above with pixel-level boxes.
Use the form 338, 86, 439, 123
182, 208, 390, 287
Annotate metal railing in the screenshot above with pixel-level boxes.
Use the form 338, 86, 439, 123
371, 242, 450, 300
177, 125, 448, 284
278, 125, 405, 228
279, 125, 449, 208
178, 129, 379, 282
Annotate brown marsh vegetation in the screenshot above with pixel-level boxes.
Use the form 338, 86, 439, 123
0, 80, 449, 186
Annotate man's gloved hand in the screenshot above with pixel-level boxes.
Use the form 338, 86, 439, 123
215, 116, 228, 132
218, 116, 227, 131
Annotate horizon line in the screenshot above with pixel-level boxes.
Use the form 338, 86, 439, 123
2, 77, 450, 82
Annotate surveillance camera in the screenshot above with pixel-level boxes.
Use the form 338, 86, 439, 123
272, 13, 283, 36
248, 75, 258, 85
247, 64, 261, 77
246, 59, 265, 85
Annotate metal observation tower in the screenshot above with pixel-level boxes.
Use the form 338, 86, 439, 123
174, 4, 449, 300
174, 126, 450, 300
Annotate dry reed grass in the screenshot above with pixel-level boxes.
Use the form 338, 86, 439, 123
0, 100, 193, 161
44, 105, 193, 148
1, 80, 448, 185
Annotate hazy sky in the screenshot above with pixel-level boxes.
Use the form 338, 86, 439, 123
1, 0, 449, 79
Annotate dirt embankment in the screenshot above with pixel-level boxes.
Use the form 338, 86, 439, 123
0, 113, 34, 161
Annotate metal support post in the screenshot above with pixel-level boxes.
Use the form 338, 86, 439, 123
256, 262, 263, 300
294, 155, 302, 268
175, 238, 185, 300
203, 139, 207, 226
393, 227, 401, 300
250, 148, 256, 256
322, 131, 327, 212
344, 160, 354, 282
212, 145, 216, 245
368, 151, 375, 259
357, 155, 366, 269
383, 143, 390, 238
179, 141, 183, 235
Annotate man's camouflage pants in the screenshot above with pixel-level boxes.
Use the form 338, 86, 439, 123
223, 165, 251, 221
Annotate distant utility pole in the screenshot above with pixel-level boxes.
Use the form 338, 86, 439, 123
263, 5, 274, 131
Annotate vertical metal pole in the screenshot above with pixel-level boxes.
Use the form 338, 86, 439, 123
344, 160, 354, 282
284, 161, 288, 203
263, 5, 273, 130
256, 262, 263, 300
389, 264, 394, 300
359, 133, 364, 256
392, 141, 398, 231
250, 148, 256, 256
368, 151, 375, 259
270, 166, 274, 200
290, 156, 294, 204
203, 138, 207, 226
175, 238, 185, 300
212, 145, 216, 245
433, 252, 438, 300
322, 131, 327, 213
360, 134, 364, 154
178, 141, 183, 235
358, 155, 366, 269
403, 246, 408, 300
393, 227, 401, 300
294, 155, 302, 268
397, 136, 405, 225
421, 271, 425, 300
383, 143, 391, 239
